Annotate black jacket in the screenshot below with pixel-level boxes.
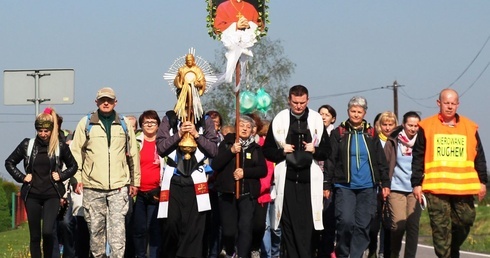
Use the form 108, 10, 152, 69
211, 133, 267, 198
5, 137, 78, 200
325, 120, 390, 190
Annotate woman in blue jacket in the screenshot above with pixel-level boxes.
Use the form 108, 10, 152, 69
324, 96, 390, 258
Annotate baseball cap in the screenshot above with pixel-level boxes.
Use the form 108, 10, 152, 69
96, 87, 116, 100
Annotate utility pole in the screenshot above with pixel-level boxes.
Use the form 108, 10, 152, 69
387, 80, 404, 118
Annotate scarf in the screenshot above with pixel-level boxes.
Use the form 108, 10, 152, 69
239, 135, 255, 150
398, 130, 417, 156
378, 132, 388, 142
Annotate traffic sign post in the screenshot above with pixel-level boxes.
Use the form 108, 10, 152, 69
3, 69, 75, 117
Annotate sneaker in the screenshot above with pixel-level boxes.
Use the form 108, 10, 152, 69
217, 254, 225, 258
219, 250, 227, 258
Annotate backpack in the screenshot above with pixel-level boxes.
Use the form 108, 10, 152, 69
84, 112, 130, 154
337, 124, 376, 138
26, 138, 60, 168
23, 138, 61, 202
83, 112, 136, 179
85, 113, 128, 138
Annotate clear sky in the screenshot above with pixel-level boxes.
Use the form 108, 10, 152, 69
1, 1, 490, 180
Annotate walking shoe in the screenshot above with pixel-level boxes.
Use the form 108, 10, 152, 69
218, 250, 227, 258
251, 250, 260, 258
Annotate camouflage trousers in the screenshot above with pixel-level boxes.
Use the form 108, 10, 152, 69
425, 193, 475, 258
83, 187, 129, 258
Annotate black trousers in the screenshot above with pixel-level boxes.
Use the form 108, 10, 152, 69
317, 194, 336, 257
251, 201, 268, 252
281, 180, 315, 258
368, 191, 391, 257
161, 182, 206, 258
219, 193, 255, 257
75, 216, 91, 258
25, 196, 60, 258
204, 190, 222, 258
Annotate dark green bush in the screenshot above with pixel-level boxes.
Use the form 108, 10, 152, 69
0, 185, 11, 232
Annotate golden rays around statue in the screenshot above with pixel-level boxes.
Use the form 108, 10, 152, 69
163, 48, 218, 159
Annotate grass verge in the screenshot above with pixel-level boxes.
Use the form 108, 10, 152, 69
419, 205, 490, 254
0, 223, 30, 258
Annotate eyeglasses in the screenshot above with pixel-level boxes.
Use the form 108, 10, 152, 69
143, 121, 157, 127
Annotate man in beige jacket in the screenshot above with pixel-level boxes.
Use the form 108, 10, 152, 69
71, 87, 140, 258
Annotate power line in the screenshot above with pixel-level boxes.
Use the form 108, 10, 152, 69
447, 34, 490, 88
309, 86, 387, 101
460, 60, 490, 97
0, 110, 170, 117
0, 121, 37, 124
399, 58, 490, 107
399, 87, 437, 109
407, 34, 490, 101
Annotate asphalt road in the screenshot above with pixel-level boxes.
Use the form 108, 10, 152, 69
408, 243, 490, 258
383, 242, 490, 258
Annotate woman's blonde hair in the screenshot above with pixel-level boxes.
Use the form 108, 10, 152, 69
35, 107, 60, 157
375, 111, 398, 133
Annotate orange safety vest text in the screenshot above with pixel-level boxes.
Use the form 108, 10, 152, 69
420, 114, 481, 195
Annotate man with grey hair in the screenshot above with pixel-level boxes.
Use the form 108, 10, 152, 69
262, 85, 331, 258
71, 87, 140, 258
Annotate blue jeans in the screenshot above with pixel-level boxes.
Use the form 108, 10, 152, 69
261, 202, 281, 258
132, 194, 161, 258
335, 187, 376, 258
